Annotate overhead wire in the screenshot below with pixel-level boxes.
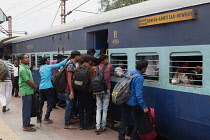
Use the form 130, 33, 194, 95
13, 0, 59, 22
13, 0, 49, 19
74, 9, 98, 14
50, 3, 61, 27
5, 0, 32, 12
66, 0, 90, 15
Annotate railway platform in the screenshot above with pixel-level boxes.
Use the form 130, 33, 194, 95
0, 96, 129, 140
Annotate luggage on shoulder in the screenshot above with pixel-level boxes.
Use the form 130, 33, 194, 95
0, 61, 8, 81
138, 108, 157, 140
53, 62, 70, 94
91, 65, 107, 95
73, 65, 92, 92
112, 72, 140, 105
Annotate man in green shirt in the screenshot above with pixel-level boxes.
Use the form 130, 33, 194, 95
19, 54, 37, 132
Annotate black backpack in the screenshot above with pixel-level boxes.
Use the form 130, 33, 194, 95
53, 61, 70, 94
91, 65, 107, 95
73, 65, 92, 92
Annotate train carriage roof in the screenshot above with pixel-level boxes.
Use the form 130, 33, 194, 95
5, 0, 210, 44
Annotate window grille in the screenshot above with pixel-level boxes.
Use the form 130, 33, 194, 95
170, 52, 203, 87
110, 53, 128, 77
136, 53, 159, 81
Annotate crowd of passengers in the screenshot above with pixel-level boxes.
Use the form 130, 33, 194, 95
0, 50, 203, 140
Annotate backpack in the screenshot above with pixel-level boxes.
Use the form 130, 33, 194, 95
53, 62, 70, 94
138, 108, 157, 140
73, 65, 92, 92
112, 72, 140, 105
0, 61, 8, 81
31, 93, 41, 118
91, 65, 107, 95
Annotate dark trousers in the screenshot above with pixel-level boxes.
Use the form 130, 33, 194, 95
78, 92, 94, 128
39, 88, 55, 119
22, 94, 32, 126
118, 104, 141, 140
12, 76, 19, 97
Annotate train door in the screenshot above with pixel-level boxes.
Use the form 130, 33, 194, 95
87, 29, 108, 56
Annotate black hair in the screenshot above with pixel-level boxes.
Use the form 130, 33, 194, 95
136, 60, 148, 71
19, 54, 27, 59
99, 54, 108, 62
0, 54, 2, 59
71, 50, 81, 58
56, 54, 64, 59
99, 48, 106, 56
39, 57, 48, 65
83, 55, 94, 63
87, 48, 96, 55
3, 54, 10, 60
13, 58, 19, 61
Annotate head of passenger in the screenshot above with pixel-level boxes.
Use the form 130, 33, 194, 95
92, 57, 99, 66
181, 62, 190, 72
99, 55, 108, 65
40, 57, 50, 65
118, 61, 125, 69
83, 55, 94, 65
99, 48, 106, 56
56, 54, 64, 63
71, 50, 81, 62
187, 75, 197, 85
3, 54, 10, 61
87, 48, 96, 56
13, 58, 19, 64
79, 54, 87, 65
19, 54, 29, 65
136, 60, 148, 73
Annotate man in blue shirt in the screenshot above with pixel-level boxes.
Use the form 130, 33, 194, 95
118, 60, 149, 140
38, 55, 70, 123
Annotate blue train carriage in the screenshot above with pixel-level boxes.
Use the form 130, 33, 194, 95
3, 0, 210, 139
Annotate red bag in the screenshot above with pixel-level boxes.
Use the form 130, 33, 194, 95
138, 108, 157, 140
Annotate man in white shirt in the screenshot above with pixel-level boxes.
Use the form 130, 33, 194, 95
12, 58, 20, 97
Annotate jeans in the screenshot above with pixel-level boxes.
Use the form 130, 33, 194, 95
22, 94, 32, 126
118, 104, 141, 140
39, 88, 55, 119
64, 90, 74, 126
95, 89, 110, 130
78, 91, 94, 128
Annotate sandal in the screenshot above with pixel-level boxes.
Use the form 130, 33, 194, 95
23, 127, 36, 132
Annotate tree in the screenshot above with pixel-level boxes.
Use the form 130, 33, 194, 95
99, 0, 148, 12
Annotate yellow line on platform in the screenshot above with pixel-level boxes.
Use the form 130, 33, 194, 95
0, 117, 20, 140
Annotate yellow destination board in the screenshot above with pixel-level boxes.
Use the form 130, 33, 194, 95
138, 9, 196, 27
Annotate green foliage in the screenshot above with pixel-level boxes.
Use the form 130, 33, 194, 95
99, 0, 148, 12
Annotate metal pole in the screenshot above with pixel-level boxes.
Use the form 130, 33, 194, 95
61, 0, 66, 24
8, 16, 12, 37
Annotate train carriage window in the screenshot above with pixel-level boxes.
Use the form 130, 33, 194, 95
30, 54, 36, 70
44, 54, 50, 60
136, 53, 159, 81
53, 54, 58, 61
170, 52, 203, 87
37, 54, 42, 68
110, 53, 128, 77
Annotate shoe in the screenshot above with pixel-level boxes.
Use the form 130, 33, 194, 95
64, 125, 77, 129
79, 127, 84, 130
95, 129, 100, 135
2, 106, 6, 113
6, 108, 10, 112
37, 119, 42, 123
70, 119, 78, 124
101, 128, 106, 132
15, 95, 21, 98
44, 118, 53, 123
23, 126, 36, 132
28, 124, 35, 127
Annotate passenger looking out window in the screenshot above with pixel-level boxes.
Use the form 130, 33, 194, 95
187, 75, 198, 85
171, 62, 190, 84
114, 61, 126, 77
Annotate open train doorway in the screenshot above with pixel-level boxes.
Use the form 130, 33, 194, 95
86, 29, 108, 57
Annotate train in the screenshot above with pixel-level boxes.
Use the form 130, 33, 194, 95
2, 0, 210, 139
